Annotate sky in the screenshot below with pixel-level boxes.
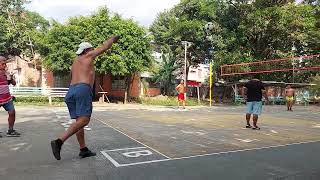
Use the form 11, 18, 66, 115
25, 0, 180, 27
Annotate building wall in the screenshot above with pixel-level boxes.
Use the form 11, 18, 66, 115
96, 74, 141, 99
6, 57, 41, 87
42, 68, 54, 88
5, 57, 158, 99
147, 88, 161, 97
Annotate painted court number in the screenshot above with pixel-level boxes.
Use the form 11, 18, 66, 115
122, 150, 153, 158
101, 147, 169, 167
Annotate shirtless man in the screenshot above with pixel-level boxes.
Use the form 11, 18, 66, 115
285, 85, 295, 111
176, 79, 186, 109
51, 36, 120, 160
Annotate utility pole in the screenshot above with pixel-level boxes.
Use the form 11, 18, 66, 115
182, 41, 192, 100
292, 45, 297, 83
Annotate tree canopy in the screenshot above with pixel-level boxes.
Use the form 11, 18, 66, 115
38, 8, 153, 77
150, 0, 320, 83
0, 0, 49, 58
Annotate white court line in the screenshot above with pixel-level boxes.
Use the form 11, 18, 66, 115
101, 140, 320, 167
101, 151, 121, 167
170, 140, 320, 161
101, 150, 170, 167
101, 147, 170, 167
104, 140, 320, 167
96, 115, 320, 163
115, 159, 171, 167
94, 117, 171, 159
104, 146, 146, 152
93, 116, 320, 167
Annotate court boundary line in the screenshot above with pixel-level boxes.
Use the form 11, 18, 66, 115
101, 147, 171, 167
112, 159, 171, 167
171, 140, 320, 161
101, 140, 320, 168
101, 151, 121, 167
94, 116, 171, 159
93, 115, 320, 167
104, 147, 146, 152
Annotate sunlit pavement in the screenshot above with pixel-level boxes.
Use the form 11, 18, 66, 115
0, 105, 320, 180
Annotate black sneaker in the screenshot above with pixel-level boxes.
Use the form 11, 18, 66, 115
252, 126, 261, 130
79, 149, 96, 159
6, 130, 21, 137
0, 132, 2, 138
51, 139, 62, 160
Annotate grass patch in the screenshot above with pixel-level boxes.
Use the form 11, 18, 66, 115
13, 96, 65, 106
138, 96, 206, 106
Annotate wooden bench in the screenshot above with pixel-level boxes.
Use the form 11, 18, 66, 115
9, 87, 69, 105
98, 85, 110, 103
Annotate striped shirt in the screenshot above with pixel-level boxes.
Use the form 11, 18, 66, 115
0, 74, 12, 105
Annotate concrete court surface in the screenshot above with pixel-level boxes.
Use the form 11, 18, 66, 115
0, 105, 320, 180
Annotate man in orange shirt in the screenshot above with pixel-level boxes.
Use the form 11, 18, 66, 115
176, 79, 186, 109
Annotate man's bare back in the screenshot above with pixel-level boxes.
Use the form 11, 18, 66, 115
70, 56, 95, 87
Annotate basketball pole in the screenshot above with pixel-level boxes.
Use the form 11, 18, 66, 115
209, 62, 212, 107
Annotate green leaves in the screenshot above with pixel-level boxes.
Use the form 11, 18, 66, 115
0, 0, 48, 57
153, 47, 179, 95
309, 75, 320, 95
151, 0, 320, 83
40, 7, 152, 76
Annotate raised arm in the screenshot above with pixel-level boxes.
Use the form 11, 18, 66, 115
86, 35, 120, 59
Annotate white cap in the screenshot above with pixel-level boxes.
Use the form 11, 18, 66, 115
76, 42, 93, 55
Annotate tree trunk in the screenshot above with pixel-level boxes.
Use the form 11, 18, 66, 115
124, 74, 133, 104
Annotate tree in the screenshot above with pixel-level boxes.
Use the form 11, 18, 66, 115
238, 4, 318, 82
39, 8, 153, 103
310, 75, 320, 96
151, 0, 320, 83
150, 0, 222, 85
0, 0, 49, 61
153, 47, 179, 95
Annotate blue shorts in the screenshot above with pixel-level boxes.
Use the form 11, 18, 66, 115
246, 101, 263, 115
0, 100, 15, 112
65, 83, 93, 119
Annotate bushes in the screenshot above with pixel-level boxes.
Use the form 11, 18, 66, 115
138, 96, 205, 106
11, 95, 205, 106
13, 96, 65, 105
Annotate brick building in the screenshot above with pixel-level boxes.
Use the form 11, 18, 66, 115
6, 56, 160, 100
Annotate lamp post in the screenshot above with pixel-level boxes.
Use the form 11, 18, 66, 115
182, 41, 192, 99
292, 45, 297, 83
209, 47, 214, 107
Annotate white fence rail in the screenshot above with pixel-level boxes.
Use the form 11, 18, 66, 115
9, 87, 69, 105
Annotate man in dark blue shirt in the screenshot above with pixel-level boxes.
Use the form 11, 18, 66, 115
242, 75, 269, 130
